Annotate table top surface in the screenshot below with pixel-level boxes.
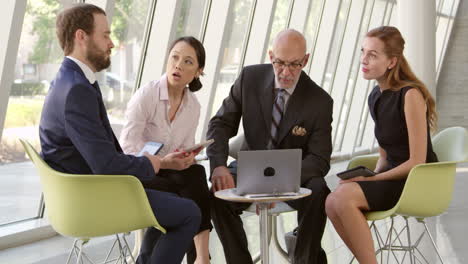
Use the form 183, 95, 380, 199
214, 187, 311, 203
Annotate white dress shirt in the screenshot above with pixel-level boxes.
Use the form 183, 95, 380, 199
66, 56, 97, 84
119, 74, 201, 157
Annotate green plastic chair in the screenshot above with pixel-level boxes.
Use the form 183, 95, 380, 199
347, 126, 468, 264
20, 139, 166, 264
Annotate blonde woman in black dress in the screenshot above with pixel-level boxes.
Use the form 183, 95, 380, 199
325, 26, 438, 264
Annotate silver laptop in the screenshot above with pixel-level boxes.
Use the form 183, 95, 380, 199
236, 149, 302, 196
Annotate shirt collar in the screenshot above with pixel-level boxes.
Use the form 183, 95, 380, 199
159, 74, 189, 103
160, 74, 169, 101
274, 78, 296, 96
66, 56, 97, 84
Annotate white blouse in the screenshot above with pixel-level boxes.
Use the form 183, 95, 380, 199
119, 74, 201, 157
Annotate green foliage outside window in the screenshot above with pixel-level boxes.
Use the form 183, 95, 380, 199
26, 0, 147, 63
27, 0, 62, 64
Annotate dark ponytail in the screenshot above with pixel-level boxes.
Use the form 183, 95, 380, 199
189, 77, 202, 92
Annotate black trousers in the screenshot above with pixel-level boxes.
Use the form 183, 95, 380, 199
211, 164, 330, 264
140, 164, 212, 264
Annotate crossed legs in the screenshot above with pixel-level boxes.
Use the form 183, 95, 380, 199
325, 182, 377, 264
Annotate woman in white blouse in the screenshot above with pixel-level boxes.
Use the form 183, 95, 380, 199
120, 36, 211, 264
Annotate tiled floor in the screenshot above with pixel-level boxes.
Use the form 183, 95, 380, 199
0, 160, 467, 263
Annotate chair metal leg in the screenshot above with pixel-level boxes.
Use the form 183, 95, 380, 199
373, 217, 446, 264
423, 221, 445, 264
372, 217, 402, 264
76, 241, 84, 264
404, 217, 415, 264
131, 229, 145, 261
66, 239, 79, 264
370, 221, 385, 263
385, 217, 395, 264
123, 233, 137, 264
116, 234, 126, 263
103, 237, 119, 264
66, 239, 96, 264
349, 216, 445, 264
100, 234, 136, 264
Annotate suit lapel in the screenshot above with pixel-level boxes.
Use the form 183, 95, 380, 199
277, 73, 308, 144
259, 70, 275, 135
94, 86, 119, 148
63, 58, 123, 153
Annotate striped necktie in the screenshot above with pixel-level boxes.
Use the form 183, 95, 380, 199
270, 89, 285, 149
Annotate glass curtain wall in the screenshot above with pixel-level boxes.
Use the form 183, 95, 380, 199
89, 0, 153, 134
175, 0, 209, 40
436, 0, 460, 80
262, 0, 293, 63
210, 0, 255, 117
162, 0, 209, 81
0, 0, 76, 225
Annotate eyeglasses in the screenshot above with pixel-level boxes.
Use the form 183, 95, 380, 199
272, 55, 307, 71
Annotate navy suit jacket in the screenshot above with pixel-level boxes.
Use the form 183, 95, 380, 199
39, 58, 155, 181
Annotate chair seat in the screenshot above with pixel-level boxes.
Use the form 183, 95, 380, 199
245, 202, 295, 215
365, 208, 397, 221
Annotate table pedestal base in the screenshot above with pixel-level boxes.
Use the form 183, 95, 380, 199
258, 203, 269, 264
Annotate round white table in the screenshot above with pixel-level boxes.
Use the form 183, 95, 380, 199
215, 188, 311, 264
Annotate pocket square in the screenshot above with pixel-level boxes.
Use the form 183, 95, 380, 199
292, 125, 307, 136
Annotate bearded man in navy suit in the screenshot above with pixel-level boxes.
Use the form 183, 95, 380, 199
39, 4, 200, 264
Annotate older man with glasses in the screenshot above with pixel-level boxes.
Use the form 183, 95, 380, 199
206, 29, 333, 264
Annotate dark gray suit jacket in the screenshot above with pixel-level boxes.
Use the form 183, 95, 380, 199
207, 64, 333, 184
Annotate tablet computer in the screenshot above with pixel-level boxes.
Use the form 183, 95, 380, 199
184, 139, 214, 152
337, 166, 376, 180
137, 141, 164, 157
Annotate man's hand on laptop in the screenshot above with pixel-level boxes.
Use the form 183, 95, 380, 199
211, 166, 235, 192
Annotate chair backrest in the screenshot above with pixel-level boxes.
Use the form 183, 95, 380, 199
395, 161, 457, 218
432, 126, 468, 162
395, 127, 468, 218
347, 154, 379, 171
20, 139, 165, 238
228, 133, 245, 159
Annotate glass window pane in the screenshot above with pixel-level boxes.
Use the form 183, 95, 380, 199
322, 0, 351, 94
0, 0, 75, 225
210, 0, 254, 117
263, 0, 292, 63
303, 0, 325, 74
175, 0, 208, 39
436, 0, 459, 76
96, 0, 153, 135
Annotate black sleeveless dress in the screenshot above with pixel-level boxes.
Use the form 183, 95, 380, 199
357, 86, 438, 211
